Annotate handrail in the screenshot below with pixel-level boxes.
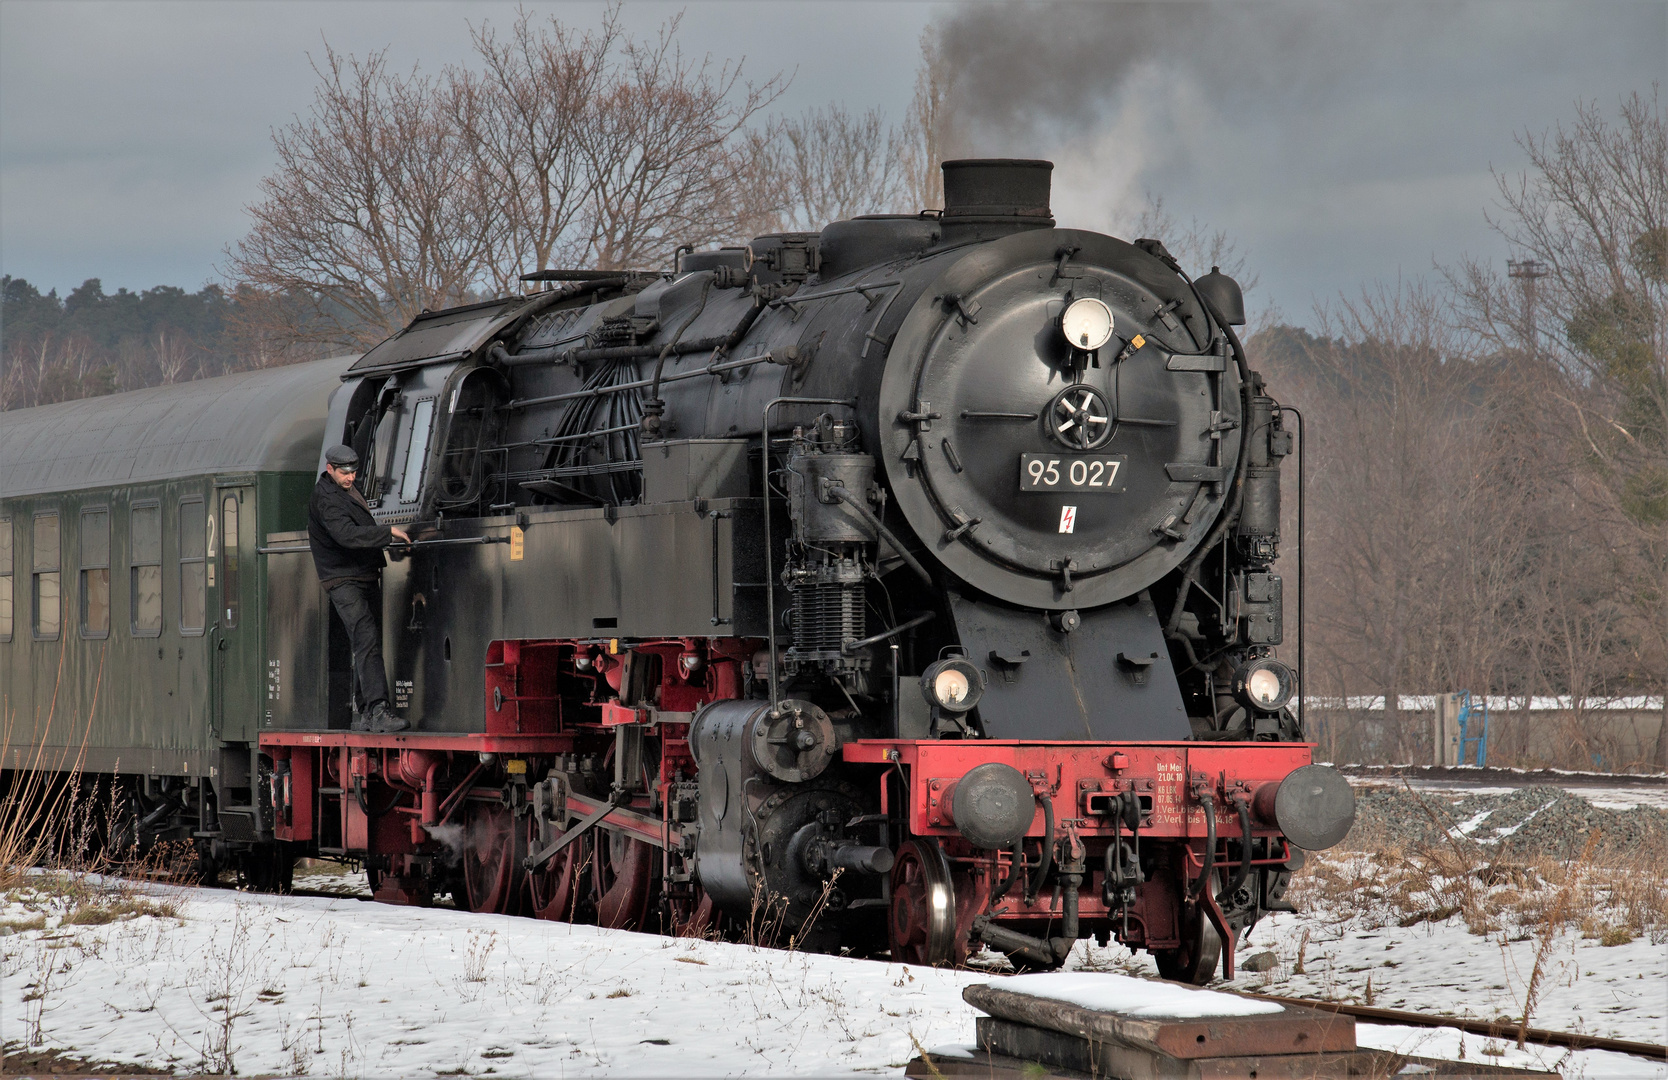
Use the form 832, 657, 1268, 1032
1280, 405, 1306, 736
259, 535, 510, 555
206, 622, 223, 738
770, 279, 902, 309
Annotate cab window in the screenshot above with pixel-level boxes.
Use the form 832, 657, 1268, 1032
400, 398, 436, 504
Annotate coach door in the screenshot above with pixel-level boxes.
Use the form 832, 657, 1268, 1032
210, 482, 258, 741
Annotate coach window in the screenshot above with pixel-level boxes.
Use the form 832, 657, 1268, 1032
131, 503, 162, 636
32, 512, 61, 640
0, 516, 13, 642
179, 499, 206, 635
220, 496, 239, 628
80, 508, 110, 638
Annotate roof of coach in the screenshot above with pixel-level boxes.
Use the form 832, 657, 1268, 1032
0, 355, 358, 499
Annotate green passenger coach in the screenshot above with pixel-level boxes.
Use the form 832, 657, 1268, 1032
0, 355, 352, 880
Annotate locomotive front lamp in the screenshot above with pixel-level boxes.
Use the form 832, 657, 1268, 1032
922, 657, 985, 713
1234, 658, 1295, 712
1061, 297, 1115, 351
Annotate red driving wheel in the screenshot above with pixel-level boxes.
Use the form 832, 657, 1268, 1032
527, 819, 588, 923
461, 801, 526, 915
889, 839, 961, 966
592, 828, 654, 930
667, 886, 719, 938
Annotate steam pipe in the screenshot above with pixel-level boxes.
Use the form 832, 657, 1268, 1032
502, 351, 781, 411
500, 332, 737, 371
434, 759, 489, 827
420, 762, 441, 827
841, 611, 936, 655
1061, 866, 1082, 943
1216, 797, 1253, 906
1024, 793, 1056, 904
1192, 793, 1217, 899
642, 277, 715, 436
972, 916, 1059, 968
827, 486, 934, 587
1280, 406, 1306, 733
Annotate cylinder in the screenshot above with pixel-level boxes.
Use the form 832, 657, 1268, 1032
827, 844, 896, 875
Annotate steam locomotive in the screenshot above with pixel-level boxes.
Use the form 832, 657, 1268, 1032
0, 159, 1352, 981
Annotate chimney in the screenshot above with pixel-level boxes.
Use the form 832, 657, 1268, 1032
941, 159, 1055, 227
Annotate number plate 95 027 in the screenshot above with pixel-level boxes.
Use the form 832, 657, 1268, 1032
1019, 453, 1127, 492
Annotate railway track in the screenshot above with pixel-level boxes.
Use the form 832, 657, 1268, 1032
1245, 992, 1668, 1062
1338, 764, 1668, 790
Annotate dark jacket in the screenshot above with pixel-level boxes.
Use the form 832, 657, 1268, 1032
308, 474, 393, 589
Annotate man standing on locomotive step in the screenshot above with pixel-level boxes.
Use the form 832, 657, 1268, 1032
309, 445, 412, 733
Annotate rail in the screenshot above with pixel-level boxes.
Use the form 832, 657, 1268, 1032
1243, 993, 1667, 1062
258, 536, 510, 555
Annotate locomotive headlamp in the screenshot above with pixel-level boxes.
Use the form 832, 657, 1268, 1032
1234, 658, 1295, 712
1061, 297, 1115, 351
921, 657, 985, 714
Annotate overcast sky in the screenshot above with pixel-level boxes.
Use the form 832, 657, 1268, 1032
1, 1, 1663, 324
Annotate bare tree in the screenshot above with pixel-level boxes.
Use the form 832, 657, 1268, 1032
226, 46, 498, 350
765, 106, 910, 232
1118, 195, 1260, 296
1448, 89, 1668, 767
0, 333, 115, 409
898, 27, 948, 212
150, 329, 193, 384
447, 9, 619, 291
1272, 283, 1486, 761
578, 15, 785, 270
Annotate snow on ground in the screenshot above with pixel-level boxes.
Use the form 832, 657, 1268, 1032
3, 878, 990, 1077
1265, 909, 1665, 1042
995, 971, 1283, 1017
1218, 908, 1667, 1078
5, 871, 1664, 1078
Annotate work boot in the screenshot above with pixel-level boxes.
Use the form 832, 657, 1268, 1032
367, 702, 409, 734
349, 705, 371, 733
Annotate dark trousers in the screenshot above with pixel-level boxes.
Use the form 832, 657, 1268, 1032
327, 579, 389, 711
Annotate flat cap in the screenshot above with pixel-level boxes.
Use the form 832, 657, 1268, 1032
325, 444, 360, 468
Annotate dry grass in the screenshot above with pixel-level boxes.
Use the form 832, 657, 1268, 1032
2, 697, 195, 952
61, 896, 180, 926
1289, 779, 1668, 949
1287, 834, 1667, 945
0, 912, 48, 933
1, 646, 108, 890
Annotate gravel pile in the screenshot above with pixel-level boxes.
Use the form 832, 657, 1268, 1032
1341, 783, 1668, 862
